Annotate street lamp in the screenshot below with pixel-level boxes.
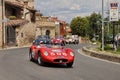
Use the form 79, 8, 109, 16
102, 0, 104, 51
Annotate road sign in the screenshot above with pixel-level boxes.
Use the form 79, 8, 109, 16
109, 2, 119, 21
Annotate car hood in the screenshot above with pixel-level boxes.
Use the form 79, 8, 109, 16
45, 48, 65, 53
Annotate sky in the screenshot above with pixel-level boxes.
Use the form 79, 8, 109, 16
34, 0, 120, 23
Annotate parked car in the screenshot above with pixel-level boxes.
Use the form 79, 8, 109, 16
65, 35, 79, 44
65, 36, 72, 44
29, 42, 74, 67
51, 36, 66, 46
104, 34, 113, 44
105, 33, 120, 44
34, 35, 51, 44
72, 35, 79, 44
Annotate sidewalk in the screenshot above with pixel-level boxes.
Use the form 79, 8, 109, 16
0, 44, 31, 50
82, 44, 120, 63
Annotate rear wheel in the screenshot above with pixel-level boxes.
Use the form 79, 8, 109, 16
29, 50, 33, 61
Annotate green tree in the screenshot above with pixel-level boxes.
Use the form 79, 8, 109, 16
70, 16, 89, 37
88, 12, 102, 40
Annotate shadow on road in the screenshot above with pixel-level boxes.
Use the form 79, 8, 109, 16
30, 60, 74, 69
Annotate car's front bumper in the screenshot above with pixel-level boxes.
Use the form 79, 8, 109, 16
42, 56, 74, 64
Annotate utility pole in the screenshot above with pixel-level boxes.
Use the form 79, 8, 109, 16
112, 22, 116, 50
1, 0, 4, 48
0, 0, 6, 48
102, 0, 104, 51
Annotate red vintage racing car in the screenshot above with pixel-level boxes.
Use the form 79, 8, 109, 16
51, 36, 66, 46
29, 41, 74, 67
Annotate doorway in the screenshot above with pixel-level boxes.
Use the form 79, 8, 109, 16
46, 29, 50, 38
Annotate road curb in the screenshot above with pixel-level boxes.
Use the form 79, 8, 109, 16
82, 47, 120, 63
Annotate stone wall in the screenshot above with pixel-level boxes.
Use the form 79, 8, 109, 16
35, 27, 55, 39
79, 37, 90, 43
16, 22, 36, 47
82, 47, 120, 63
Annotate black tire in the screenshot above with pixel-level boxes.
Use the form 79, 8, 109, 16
29, 50, 34, 61
74, 40, 77, 44
69, 42, 71, 44
73, 42, 75, 44
61, 41, 65, 46
66, 62, 73, 68
37, 52, 44, 65
64, 41, 66, 46
77, 41, 79, 44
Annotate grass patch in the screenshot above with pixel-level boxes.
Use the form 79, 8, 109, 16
103, 44, 120, 55
113, 46, 120, 54
117, 46, 120, 52
104, 44, 113, 51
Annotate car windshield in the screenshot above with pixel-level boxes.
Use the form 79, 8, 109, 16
33, 39, 47, 45
37, 35, 49, 39
46, 44, 62, 48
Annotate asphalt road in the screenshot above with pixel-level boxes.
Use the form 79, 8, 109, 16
0, 44, 120, 80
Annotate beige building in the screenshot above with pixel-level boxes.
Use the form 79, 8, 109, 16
0, 0, 57, 48
0, 0, 66, 48
35, 15, 56, 39
0, 0, 36, 48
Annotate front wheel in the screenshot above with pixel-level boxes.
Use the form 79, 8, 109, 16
38, 56, 42, 65
66, 62, 73, 68
37, 53, 44, 65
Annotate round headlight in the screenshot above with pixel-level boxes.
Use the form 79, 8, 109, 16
44, 51, 48, 56
70, 52, 74, 56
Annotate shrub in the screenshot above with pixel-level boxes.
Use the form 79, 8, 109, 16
104, 44, 112, 50
9, 16, 16, 20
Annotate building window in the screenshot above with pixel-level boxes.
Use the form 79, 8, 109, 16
21, 33, 24, 37
16, 32, 18, 36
